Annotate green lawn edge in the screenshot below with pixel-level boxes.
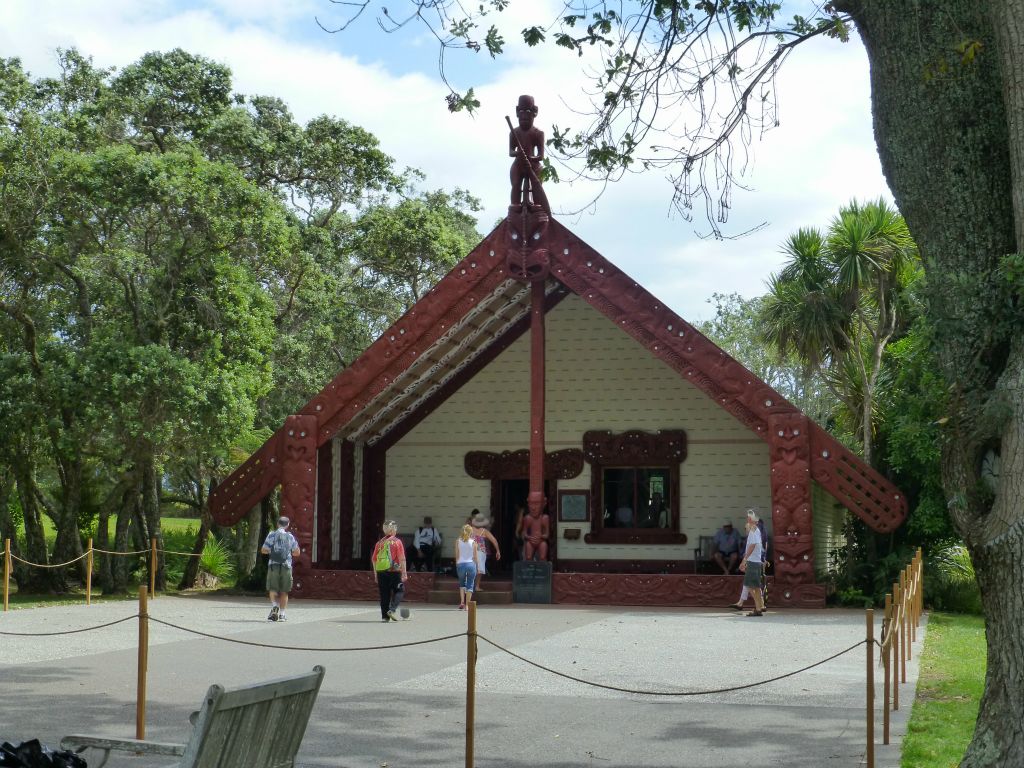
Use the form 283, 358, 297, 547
901, 612, 986, 768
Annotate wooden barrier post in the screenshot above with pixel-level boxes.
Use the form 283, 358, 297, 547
86, 537, 93, 606
149, 538, 157, 598
906, 565, 915, 651
917, 548, 924, 626
866, 608, 875, 768
892, 580, 900, 711
3, 538, 10, 613
137, 586, 149, 740
883, 594, 891, 745
899, 571, 908, 682
466, 600, 477, 768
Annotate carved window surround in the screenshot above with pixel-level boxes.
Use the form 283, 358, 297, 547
583, 429, 687, 545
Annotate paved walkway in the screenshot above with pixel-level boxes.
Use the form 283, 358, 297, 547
0, 595, 923, 767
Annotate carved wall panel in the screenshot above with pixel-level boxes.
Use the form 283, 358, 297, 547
315, 441, 332, 565
280, 415, 318, 577
549, 574, 817, 607
296, 569, 434, 602
768, 413, 814, 585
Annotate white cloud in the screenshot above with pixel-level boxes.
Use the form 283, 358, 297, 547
0, 1, 891, 321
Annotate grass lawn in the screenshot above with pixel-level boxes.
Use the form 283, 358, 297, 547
5, 517, 209, 603
14, 516, 200, 544
902, 612, 986, 768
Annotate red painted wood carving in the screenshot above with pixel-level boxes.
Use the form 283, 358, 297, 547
281, 415, 318, 578
768, 413, 813, 585
464, 449, 584, 480
297, 570, 433, 602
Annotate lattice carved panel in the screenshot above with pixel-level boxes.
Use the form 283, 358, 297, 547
209, 432, 282, 526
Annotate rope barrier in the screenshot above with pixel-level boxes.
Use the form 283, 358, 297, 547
0, 614, 139, 637
12, 547, 211, 565
10, 551, 90, 568
92, 547, 150, 556
475, 635, 869, 696
148, 617, 467, 652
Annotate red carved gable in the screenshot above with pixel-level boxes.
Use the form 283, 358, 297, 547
211, 218, 907, 534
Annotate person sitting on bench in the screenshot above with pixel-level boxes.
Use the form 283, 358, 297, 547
410, 516, 442, 572
712, 520, 741, 574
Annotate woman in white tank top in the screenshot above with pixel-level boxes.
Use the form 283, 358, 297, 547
454, 525, 479, 610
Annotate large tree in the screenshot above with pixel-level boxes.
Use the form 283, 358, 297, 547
760, 199, 918, 465
322, 1, 1024, 762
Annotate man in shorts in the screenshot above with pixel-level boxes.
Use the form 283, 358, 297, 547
261, 516, 300, 621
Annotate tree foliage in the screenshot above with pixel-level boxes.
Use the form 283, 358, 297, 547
319, 0, 848, 232
760, 198, 919, 463
0, 47, 480, 591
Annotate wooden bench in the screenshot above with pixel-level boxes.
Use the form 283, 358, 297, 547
61, 665, 325, 768
693, 535, 717, 573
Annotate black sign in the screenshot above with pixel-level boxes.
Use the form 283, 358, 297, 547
513, 560, 552, 604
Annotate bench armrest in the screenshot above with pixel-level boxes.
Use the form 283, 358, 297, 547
60, 736, 186, 768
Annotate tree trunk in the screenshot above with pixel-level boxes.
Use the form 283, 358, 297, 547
141, 452, 165, 590
850, 1, 1024, 763
13, 462, 60, 592
112, 491, 134, 593
178, 478, 211, 590
51, 456, 86, 584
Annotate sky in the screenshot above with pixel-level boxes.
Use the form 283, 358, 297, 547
0, 0, 893, 321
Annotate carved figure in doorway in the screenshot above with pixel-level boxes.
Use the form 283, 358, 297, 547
522, 504, 550, 561
508, 95, 549, 214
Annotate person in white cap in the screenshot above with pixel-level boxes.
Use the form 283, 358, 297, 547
738, 509, 767, 617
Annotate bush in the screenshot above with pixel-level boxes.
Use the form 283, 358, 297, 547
926, 543, 982, 614
199, 537, 236, 584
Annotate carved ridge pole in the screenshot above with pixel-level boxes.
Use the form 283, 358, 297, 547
528, 278, 547, 518
505, 94, 551, 522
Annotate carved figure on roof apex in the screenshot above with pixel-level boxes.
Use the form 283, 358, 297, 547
508, 95, 548, 215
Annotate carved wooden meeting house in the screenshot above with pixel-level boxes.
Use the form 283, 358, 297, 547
210, 95, 907, 608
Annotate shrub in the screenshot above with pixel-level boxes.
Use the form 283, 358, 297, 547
199, 537, 236, 584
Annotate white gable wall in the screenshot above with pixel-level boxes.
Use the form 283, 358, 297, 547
386, 293, 772, 560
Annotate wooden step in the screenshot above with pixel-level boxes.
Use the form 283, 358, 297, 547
427, 576, 513, 605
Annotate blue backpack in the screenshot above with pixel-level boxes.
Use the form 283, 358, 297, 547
269, 530, 292, 566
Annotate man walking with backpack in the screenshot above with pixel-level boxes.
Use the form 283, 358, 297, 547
371, 521, 408, 622
261, 516, 300, 622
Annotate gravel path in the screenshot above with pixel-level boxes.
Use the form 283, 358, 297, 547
0, 595, 923, 767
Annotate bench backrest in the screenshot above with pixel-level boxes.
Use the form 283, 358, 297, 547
183, 665, 325, 768
696, 535, 715, 559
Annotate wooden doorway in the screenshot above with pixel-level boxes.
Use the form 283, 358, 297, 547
495, 479, 556, 572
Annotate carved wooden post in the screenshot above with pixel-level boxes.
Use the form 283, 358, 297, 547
768, 413, 815, 601
527, 279, 547, 522
281, 415, 319, 584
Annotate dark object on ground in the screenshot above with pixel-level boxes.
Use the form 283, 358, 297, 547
1, 740, 87, 768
